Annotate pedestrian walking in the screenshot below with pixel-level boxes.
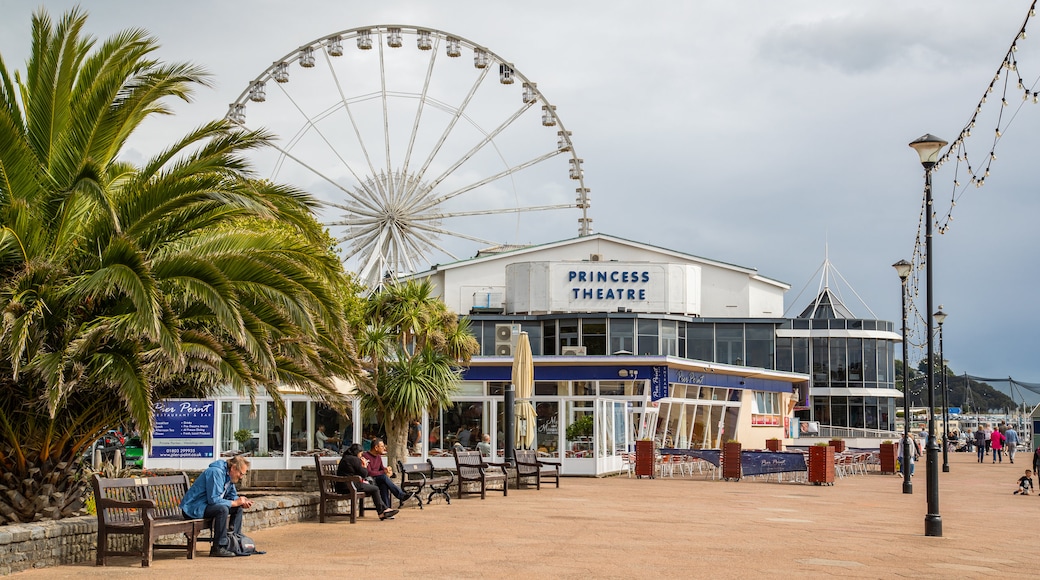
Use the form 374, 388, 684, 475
974, 426, 987, 463
1004, 426, 1019, 464
991, 428, 1005, 464
898, 432, 921, 477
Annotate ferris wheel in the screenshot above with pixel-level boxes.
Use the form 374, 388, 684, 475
226, 25, 591, 289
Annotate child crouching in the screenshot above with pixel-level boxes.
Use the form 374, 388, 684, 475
1013, 469, 1033, 495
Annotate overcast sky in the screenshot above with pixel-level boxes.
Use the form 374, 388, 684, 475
3, 1, 1038, 401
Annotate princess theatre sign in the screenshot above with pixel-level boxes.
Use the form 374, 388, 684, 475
505, 261, 701, 315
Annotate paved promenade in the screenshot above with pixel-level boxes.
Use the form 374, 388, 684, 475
12, 451, 1034, 579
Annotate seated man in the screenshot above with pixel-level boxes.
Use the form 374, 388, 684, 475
476, 433, 492, 458
315, 424, 340, 450
337, 444, 399, 519
362, 438, 415, 508
180, 456, 254, 557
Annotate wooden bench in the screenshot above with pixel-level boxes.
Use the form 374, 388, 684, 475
397, 459, 455, 506
314, 456, 367, 523
91, 473, 206, 567
513, 449, 561, 490
452, 449, 507, 499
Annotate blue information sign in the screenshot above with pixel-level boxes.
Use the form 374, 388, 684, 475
151, 400, 216, 459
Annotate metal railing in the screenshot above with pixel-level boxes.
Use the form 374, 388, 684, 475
817, 425, 901, 440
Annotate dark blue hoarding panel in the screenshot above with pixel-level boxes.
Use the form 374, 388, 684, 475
151, 400, 216, 459
740, 451, 807, 476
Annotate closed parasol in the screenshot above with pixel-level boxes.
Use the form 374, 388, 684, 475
512, 331, 537, 449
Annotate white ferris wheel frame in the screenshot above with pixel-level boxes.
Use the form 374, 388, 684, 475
225, 24, 592, 288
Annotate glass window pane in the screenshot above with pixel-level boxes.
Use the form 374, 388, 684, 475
600, 381, 626, 396
716, 324, 744, 365
637, 319, 659, 355
688, 323, 714, 362
534, 381, 568, 396
582, 319, 607, 355
661, 320, 678, 356
812, 337, 829, 382
535, 401, 559, 457
745, 324, 773, 368
543, 320, 557, 355
776, 337, 793, 372
609, 318, 634, 355
559, 319, 579, 347
847, 338, 863, 385
829, 338, 847, 386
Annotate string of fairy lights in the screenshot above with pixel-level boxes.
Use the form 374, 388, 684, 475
904, 0, 1039, 364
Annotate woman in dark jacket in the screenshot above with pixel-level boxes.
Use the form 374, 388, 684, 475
337, 443, 399, 520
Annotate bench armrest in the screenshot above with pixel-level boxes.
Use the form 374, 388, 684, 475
537, 460, 561, 467
321, 474, 363, 485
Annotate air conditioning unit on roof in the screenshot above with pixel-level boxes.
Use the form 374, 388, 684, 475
561, 346, 587, 356
495, 323, 521, 356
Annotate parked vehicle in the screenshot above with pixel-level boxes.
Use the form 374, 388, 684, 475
124, 436, 143, 468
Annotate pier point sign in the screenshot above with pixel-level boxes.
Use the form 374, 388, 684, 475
151, 400, 216, 459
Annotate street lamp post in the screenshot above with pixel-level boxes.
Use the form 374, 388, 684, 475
910, 133, 947, 537
893, 259, 913, 494
935, 307, 948, 473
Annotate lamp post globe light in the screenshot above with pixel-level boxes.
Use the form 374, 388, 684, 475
934, 307, 949, 473
909, 133, 947, 537
893, 259, 913, 494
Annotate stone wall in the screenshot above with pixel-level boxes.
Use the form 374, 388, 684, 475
0, 492, 322, 576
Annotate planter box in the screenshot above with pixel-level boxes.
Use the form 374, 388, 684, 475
766, 439, 783, 452
878, 443, 898, 474
828, 440, 846, 453
809, 445, 835, 485
722, 442, 742, 480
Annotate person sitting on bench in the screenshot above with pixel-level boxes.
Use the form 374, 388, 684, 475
338, 444, 399, 520
180, 456, 254, 557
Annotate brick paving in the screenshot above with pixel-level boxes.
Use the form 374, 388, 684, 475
11, 450, 1032, 579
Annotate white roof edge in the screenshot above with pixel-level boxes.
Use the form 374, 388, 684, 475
406, 233, 789, 288
775, 329, 902, 340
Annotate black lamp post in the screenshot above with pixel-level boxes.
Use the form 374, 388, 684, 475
935, 307, 948, 473
893, 259, 913, 494
910, 133, 947, 537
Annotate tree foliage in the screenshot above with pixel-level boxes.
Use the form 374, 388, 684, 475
354, 279, 478, 469
0, 8, 360, 523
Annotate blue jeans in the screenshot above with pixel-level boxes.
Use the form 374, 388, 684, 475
977, 445, 986, 462
372, 474, 406, 508
993, 448, 1002, 462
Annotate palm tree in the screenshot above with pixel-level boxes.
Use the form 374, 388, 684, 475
355, 279, 478, 468
0, 9, 360, 523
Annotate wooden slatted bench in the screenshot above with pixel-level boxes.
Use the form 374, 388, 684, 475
397, 459, 455, 506
91, 473, 206, 567
314, 455, 367, 523
513, 449, 561, 490
452, 449, 507, 499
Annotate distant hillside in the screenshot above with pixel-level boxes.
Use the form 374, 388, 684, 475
896, 360, 1017, 412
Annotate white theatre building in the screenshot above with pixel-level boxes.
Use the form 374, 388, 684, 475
145, 233, 899, 476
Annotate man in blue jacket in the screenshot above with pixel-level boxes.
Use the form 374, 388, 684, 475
180, 456, 254, 557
